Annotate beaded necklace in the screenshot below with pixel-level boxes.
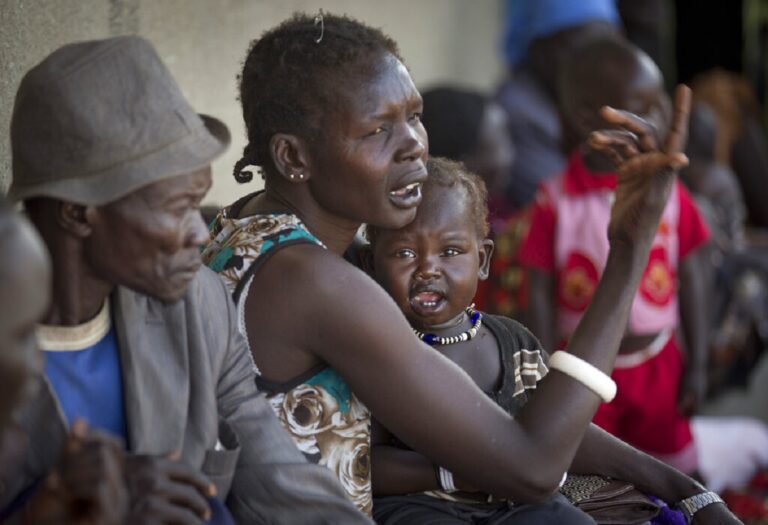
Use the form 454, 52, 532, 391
413, 306, 483, 346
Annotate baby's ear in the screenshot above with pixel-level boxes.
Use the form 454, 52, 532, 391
477, 238, 495, 280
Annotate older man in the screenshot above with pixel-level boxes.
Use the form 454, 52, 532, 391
5, 36, 369, 524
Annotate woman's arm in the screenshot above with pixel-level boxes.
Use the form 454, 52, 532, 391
572, 424, 742, 524
249, 87, 693, 503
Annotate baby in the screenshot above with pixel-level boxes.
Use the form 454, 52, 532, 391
365, 157, 589, 523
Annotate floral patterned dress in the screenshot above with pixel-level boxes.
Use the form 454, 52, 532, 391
201, 198, 372, 514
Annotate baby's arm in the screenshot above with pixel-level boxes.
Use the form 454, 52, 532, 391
370, 418, 477, 496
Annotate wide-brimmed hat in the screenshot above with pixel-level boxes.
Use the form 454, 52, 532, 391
8, 35, 230, 205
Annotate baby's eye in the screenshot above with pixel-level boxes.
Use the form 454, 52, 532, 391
395, 248, 416, 258
443, 248, 462, 257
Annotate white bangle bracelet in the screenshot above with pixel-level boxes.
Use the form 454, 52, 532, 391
548, 351, 617, 403
437, 466, 458, 493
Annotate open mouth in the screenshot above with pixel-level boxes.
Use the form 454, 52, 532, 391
388, 181, 423, 209
409, 290, 446, 314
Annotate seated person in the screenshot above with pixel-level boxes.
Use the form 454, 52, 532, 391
364, 157, 739, 524
0, 197, 126, 524
4, 36, 368, 524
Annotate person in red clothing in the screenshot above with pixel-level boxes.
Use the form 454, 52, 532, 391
519, 36, 711, 474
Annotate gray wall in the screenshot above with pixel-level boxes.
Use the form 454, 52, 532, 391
1, 0, 504, 205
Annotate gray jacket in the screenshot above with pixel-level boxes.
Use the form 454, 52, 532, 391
4, 267, 370, 524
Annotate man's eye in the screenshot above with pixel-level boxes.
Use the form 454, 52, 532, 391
395, 248, 416, 258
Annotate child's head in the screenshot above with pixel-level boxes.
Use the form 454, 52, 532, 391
236, 12, 428, 231
558, 36, 671, 151
368, 157, 493, 330
0, 198, 50, 430
421, 87, 514, 196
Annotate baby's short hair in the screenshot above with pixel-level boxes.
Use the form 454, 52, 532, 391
367, 156, 489, 244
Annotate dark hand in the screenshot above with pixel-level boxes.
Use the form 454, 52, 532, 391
690, 502, 744, 524
678, 365, 707, 416
124, 451, 215, 524
588, 85, 692, 248
25, 419, 128, 525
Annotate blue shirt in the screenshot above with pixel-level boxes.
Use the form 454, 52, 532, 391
39, 302, 128, 442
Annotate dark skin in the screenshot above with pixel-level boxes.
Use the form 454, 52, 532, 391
25, 167, 217, 524
230, 49, 734, 515
531, 44, 710, 414
22, 419, 128, 525
0, 214, 127, 524
366, 180, 740, 524
461, 102, 515, 198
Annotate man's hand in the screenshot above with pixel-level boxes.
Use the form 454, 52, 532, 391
124, 451, 215, 524
25, 419, 128, 524
588, 85, 692, 249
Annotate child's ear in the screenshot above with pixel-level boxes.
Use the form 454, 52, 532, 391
477, 238, 494, 280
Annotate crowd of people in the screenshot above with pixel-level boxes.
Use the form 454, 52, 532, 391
1, 4, 766, 524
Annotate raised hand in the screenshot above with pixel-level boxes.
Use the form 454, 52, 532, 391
124, 450, 215, 524
25, 419, 128, 524
588, 85, 692, 249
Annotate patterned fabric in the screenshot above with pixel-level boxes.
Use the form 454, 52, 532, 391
202, 202, 373, 514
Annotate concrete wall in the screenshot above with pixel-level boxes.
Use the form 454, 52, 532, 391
0, 0, 504, 205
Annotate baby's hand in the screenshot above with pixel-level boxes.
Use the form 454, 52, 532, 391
589, 85, 691, 249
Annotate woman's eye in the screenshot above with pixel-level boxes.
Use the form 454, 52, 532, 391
395, 248, 416, 258
369, 126, 388, 137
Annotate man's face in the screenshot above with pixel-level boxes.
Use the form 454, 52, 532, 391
84, 167, 212, 303
0, 217, 50, 429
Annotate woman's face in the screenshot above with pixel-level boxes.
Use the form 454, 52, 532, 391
307, 53, 429, 230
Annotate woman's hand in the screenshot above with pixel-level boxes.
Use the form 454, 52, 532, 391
690, 502, 744, 524
589, 85, 692, 249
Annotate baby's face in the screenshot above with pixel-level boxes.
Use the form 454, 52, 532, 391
372, 184, 491, 331
0, 217, 50, 429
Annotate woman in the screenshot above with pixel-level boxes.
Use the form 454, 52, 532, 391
202, 13, 739, 524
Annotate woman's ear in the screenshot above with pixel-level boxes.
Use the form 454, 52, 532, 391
477, 238, 495, 280
57, 201, 92, 238
270, 133, 313, 183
